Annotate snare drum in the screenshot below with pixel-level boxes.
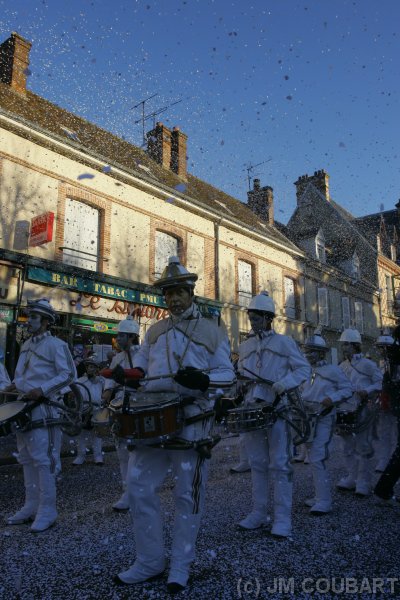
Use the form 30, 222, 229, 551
226, 403, 276, 434
109, 392, 183, 444
335, 409, 360, 435
0, 401, 33, 437
91, 407, 111, 438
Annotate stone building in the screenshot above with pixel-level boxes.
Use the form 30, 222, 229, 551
0, 32, 305, 371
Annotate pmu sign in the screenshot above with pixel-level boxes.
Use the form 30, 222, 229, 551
29, 212, 55, 247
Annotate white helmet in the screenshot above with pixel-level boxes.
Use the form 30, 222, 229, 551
156, 256, 198, 290
27, 298, 57, 324
339, 328, 361, 343
304, 328, 328, 351
376, 334, 394, 347
117, 316, 140, 335
248, 291, 275, 315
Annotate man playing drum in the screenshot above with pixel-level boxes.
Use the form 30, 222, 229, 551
237, 291, 310, 538
336, 328, 382, 497
73, 355, 105, 466
114, 256, 234, 594
100, 315, 141, 511
301, 329, 353, 515
4, 298, 76, 532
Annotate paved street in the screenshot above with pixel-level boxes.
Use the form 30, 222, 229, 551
1, 433, 399, 600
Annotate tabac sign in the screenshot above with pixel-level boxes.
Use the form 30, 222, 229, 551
29, 212, 55, 247
27, 266, 166, 307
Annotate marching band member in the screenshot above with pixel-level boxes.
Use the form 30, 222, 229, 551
374, 326, 400, 504
301, 330, 353, 514
237, 291, 310, 538
114, 257, 235, 594
73, 355, 105, 466
101, 316, 141, 511
4, 298, 76, 532
336, 328, 382, 497
0, 348, 11, 390
374, 332, 398, 472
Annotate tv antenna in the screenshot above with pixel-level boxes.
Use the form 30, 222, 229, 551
132, 96, 183, 146
244, 158, 272, 190
131, 93, 158, 147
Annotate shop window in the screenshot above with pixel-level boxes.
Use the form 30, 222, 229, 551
63, 198, 100, 271
354, 301, 364, 333
154, 231, 181, 278
284, 276, 297, 319
318, 287, 329, 326
238, 260, 253, 307
341, 296, 351, 329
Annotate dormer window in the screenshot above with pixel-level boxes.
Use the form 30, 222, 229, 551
315, 230, 326, 263
351, 252, 360, 281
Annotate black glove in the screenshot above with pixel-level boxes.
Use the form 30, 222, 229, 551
111, 364, 126, 385
125, 378, 142, 390
174, 367, 210, 392
214, 397, 235, 423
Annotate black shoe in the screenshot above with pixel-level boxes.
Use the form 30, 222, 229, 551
167, 582, 186, 594
113, 572, 165, 586
113, 575, 127, 586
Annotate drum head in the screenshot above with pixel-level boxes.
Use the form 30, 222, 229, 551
0, 401, 27, 421
92, 408, 110, 423
127, 392, 180, 410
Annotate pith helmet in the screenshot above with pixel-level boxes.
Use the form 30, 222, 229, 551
248, 291, 275, 315
117, 316, 140, 335
26, 298, 57, 324
304, 327, 329, 351
156, 256, 198, 290
339, 328, 362, 343
376, 333, 395, 347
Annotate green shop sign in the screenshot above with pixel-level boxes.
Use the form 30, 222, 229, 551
27, 266, 166, 307
71, 318, 118, 333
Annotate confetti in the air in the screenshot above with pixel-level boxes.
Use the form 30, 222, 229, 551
77, 173, 95, 180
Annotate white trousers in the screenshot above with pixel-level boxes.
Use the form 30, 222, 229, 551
307, 413, 336, 510
243, 418, 293, 534
126, 446, 208, 585
341, 420, 375, 488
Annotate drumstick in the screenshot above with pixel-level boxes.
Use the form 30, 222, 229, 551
241, 367, 275, 387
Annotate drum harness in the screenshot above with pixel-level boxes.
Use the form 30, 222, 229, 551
240, 366, 317, 445
335, 362, 380, 435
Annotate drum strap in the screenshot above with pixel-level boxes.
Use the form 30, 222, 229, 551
150, 434, 221, 459
27, 418, 66, 431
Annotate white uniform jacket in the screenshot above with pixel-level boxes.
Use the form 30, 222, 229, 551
301, 361, 354, 412
238, 330, 311, 405
0, 363, 11, 390
13, 331, 76, 421
133, 307, 235, 440
339, 354, 382, 411
103, 346, 140, 400
76, 374, 105, 408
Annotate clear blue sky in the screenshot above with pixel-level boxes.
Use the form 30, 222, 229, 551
1, 0, 399, 223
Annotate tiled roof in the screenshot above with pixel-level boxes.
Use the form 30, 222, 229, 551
0, 83, 299, 252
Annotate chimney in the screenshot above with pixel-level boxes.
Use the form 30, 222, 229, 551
247, 179, 274, 225
146, 122, 172, 170
0, 32, 32, 95
294, 169, 330, 203
171, 127, 187, 180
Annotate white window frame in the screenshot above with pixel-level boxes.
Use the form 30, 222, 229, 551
284, 276, 297, 319
318, 287, 329, 326
341, 296, 351, 329
351, 252, 360, 281
238, 260, 253, 307
354, 301, 364, 334
63, 198, 100, 271
315, 230, 326, 263
154, 231, 180, 278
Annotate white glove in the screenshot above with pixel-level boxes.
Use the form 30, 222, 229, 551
272, 381, 286, 396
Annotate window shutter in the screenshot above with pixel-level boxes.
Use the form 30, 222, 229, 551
318, 288, 329, 326
284, 277, 296, 319
63, 199, 99, 271
238, 261, 253, 307
354, 301, 364, 333
155, 232, 179, 278
341, 297, 350, 329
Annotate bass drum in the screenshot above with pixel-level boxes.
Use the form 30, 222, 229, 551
61, 383, 85, 437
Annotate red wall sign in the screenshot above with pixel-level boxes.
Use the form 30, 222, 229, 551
29, 212, 55, 247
